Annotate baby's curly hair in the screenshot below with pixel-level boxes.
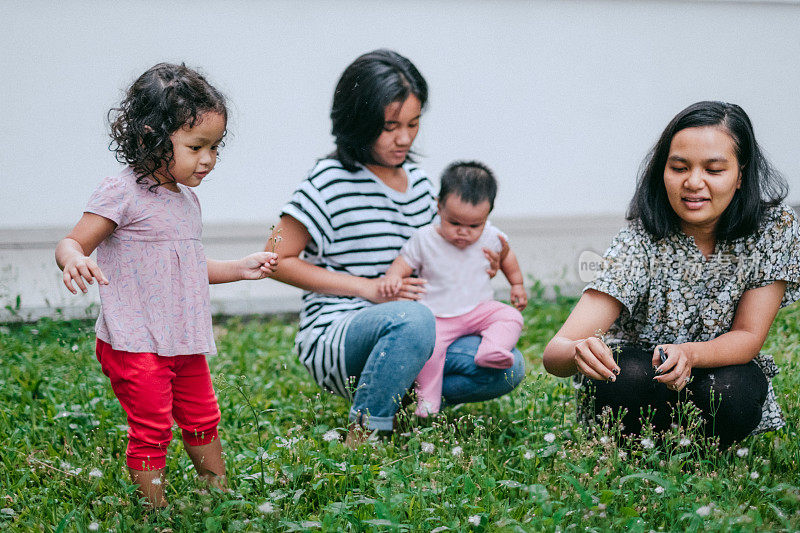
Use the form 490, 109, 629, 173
108, 63, 227, 189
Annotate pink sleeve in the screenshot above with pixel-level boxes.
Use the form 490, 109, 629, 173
85, 175, 129, 227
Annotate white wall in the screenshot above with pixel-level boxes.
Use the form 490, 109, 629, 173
2, 0, 798, 230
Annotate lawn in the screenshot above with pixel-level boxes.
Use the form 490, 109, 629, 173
1, 290, 799, 532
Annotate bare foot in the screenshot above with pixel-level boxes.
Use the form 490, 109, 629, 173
198, 472, 228, 491
344, 424, 379, 449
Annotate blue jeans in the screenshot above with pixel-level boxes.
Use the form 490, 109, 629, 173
344, 301, 525, 430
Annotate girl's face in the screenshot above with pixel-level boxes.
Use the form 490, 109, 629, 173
161, 111, 226, 190
370, 95, 421, 168
437, 194, 491, 249
663, 125, 741, 235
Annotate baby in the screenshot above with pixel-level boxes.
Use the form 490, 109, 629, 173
380, 160, 527, 416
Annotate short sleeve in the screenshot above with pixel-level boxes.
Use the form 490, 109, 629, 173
481, 222, 507, 254
746, 205, 800, 308
281, 179, 334, 257
584, 224, 651, 315
85, 175, 130, 227
400, 229, 424, 271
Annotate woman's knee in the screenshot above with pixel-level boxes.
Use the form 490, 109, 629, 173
377, 301, 435, 355
692, 363, 767, 432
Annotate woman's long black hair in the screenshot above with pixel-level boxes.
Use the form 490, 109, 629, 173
108, 63, 227, 190
329, 49, 428, 172
627, 101, 788, 240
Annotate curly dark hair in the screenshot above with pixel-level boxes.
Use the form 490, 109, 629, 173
108, 63, 227, 190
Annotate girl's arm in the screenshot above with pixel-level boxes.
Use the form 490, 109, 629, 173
652, 281, 786, 389
380, 256, 414, 298
207, 252, 278, 284
542, 289, 623, 378
500, 248, 527, 310
55, 213, 116, 294
267, 215, 426, 302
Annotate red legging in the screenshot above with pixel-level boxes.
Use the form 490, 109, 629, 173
96, 339, 221, 470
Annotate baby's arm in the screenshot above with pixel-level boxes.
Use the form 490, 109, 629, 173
500, 247, 527, 311
380, 256, 414, 298
55, 213, 115, 294
207, 252, 278, 284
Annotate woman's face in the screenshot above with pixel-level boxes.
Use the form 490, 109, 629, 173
370, 95, 421, 167
663, 126, 742, 235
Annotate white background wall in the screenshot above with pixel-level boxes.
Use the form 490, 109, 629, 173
2, 0, 799, 230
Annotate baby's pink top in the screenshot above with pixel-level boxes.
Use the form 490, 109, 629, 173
85, 167, 216, 356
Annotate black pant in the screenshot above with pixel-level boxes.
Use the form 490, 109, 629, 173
586, 345, 768, 449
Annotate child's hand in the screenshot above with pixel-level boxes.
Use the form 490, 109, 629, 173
379, 275, 403, 298
62, 255, 109, 294
239, 252, 278, 280
510, 284, 528, 311
484, 236, 509, 278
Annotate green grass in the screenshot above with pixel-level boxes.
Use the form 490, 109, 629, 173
1, 293, 799, 532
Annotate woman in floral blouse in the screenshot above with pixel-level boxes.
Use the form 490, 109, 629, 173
543, 101, 799, 448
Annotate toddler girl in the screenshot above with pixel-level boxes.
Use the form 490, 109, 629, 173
55, 63, 277, 507
380, 161, 527, 416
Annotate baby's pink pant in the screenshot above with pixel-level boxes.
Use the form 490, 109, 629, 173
415, 300, 523, 416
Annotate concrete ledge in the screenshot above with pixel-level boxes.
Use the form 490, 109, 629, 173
2, 207, 796, 323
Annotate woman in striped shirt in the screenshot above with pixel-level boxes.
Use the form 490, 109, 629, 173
268, 49, 525, 445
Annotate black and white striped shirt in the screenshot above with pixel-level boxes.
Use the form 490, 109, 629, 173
281, 159, 437, 397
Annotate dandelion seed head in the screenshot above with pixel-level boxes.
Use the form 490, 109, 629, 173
151, 477, 162, 486
641, 438, 655, 449
696, 505, 712, 517
1, 508, 15, 516
451, 446, 463, 457
679, 437, 691, 447
750, 471, 759, 479
599, 436, 609, 445
736, 447, 749, 458
468, 515, 481, 526
257, 501, 274, 514
543, 432, 556, 443
88, 522, 99, 531
89, 468, 102, 478
421, 442, 435, 454
655, 486, 664, 494
523, 450, 534, 460
618, 450, 628, 460
322, 429, 340, 442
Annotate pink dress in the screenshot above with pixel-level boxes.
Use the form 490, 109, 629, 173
85, 168, 216, 356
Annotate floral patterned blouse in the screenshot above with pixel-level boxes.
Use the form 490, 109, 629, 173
585, 204, 800, 434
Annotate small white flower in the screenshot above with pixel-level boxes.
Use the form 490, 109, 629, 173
337, 462, 347, 472
599, 436, 609, 445
468, 515, 481, 526
451, 446, 463, 457
679, 437, 691, 447
71, 344, 79, 352
572, 381, 583, 390
89, 468, 102, 478
736, 447, 749, 458
322, 430, 340, 442
543, 432, 556, 443
88, 522, 100, 531
378, 470, 388, 479
750, 471, 759, 479
257, 501, 274, 514
151, 477, 162, 486
655, 486, 664, 494
524, 450, 534, 460
641, 438, 655, 449
421, 442, 435, 454
618, 450, 628, 460
696, 505, 712, 517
